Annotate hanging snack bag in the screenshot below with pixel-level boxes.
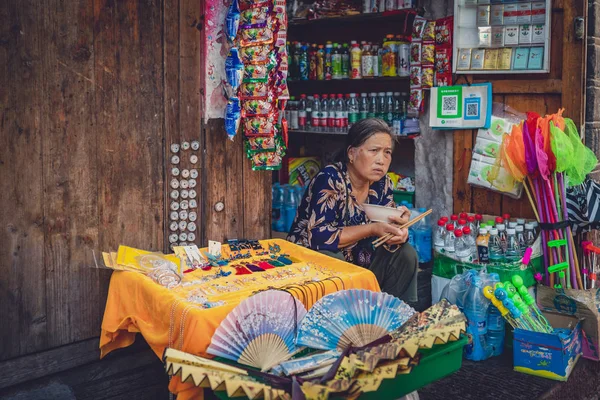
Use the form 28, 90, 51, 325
435, 16, 453, 47
410, 65, 422, 88
242, 98, 274, 115
240, 45, 273, 64
240, 25, 274, 47
225, 97, 242, 140
243, 63, 273, 82
251, 151, 283, 170
409, 89, 423, 112
412, 16, 427, 40
225, 48, 245, 91
240, 81, 270, 98
246, 136, 277, 153
410, 41, 422, 65
423, 20, 436, 42
435, 47, 452, 87
422, 66, 434, 88
421, 43, 435, 65
240, 6, 270, 27
226, 0, 241, 42
243, 114, 277, 136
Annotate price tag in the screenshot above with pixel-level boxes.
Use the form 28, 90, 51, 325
208, 240, 222, 257
183, 245, 203, 265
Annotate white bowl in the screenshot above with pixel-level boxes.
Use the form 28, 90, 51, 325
362, 204, 405, 223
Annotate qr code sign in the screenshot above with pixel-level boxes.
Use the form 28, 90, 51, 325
466, 102, 479, 117
441, 95, 458, 116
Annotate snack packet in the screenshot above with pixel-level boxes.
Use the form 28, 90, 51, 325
225, 97, 241, 140
225, 0, 241, 42
225, 48, 244, 91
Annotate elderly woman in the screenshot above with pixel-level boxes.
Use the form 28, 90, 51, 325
287, 118, 418, 302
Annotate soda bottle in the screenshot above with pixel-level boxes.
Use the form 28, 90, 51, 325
385, 92, 394, 124
372, 45, 380, 77
476, 228, 489, 263
515, 225, 526, 257
341, 43, 350, 79
316, 45, 325, 80
309, 44, 317, 80
359, 93, 369, 120
299, 45, 309, 80
298, 94, 307, 130
524, 222, 536, 247
350, 42, 362, 79
443, 224, 456, 254
293, 42, 301, 79
361, 44, 373, 78
434, 219, 447, 252
454, 229, 471, 262
347, 93, 359, 128
320, 94, 329, 131
488, 228, 503, 262
377, 92, 386, 120
328, 94, 337, 131
367, 93, 377, 118
289, 98, 299, 130
311, 94, 320, 131
505, 228, 520, 262
332, 43, 342, 79
324, 42, 333, 80
496, 223, 507, 253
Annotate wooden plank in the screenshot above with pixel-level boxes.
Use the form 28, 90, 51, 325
549, 10, 564, 79
452, 130, 474, 214
561, 0, 586, 126
243, 156, 271, 240
0, 338, 100, 389
0, 0, 47, 360
41, 0, 101, 349
472, 79, 562, 94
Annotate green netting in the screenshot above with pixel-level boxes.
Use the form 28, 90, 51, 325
564, 118, 598, 186
549, 121, 574, 173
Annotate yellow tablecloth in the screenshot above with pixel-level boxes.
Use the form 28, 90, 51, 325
99, 239, 380, 399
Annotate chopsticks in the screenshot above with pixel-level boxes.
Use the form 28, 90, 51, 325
372, 209, 433, 248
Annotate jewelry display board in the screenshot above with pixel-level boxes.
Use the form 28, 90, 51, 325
453, 0, 551, 74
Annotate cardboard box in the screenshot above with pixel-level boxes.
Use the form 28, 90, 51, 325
517, 3, 532, 24
503, 4, 518, 25
513, 312, 582, 381
537, 286, 600, 361
531, 1, 546, 24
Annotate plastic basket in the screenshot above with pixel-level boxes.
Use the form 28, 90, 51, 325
393, 190, 415, 206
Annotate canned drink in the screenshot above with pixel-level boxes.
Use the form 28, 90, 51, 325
398, 42, 410, 77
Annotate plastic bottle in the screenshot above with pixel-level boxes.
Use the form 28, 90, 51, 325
515, 225, 526, 257
505, 228, 520, 262
531, 221, 539, 236
372, 45, 380, 77
350, 42, 362, 79
311, 94, 320, 131
463, 275, 493, 361
368, 92, 377, 118
359, 93, 369, 120
475, 214, 483, 232
476, 228, 490, 263
487, 303, 505, 357
495, 216, 504, 226
444, 224, 456, 254
363, 0, 372, 13
320, 94, 329, 131
292, 42, 301, 80
516, 218, 526, 226
488, 228, 503, 262
376, 92, 386, 119
335, 94, 345, 132
508, 221, 517, 229
458, 218, 467, 228
309, 44, 317, 80
450, 214, 458, 222
460, 212, 468, 220
282, 185, 298, 233
272, 184, 285, 231
463, 227, 478, 262
316, 45, 325, 80
297, 95, 307, 130
415, 207, 432, 263
497, 223, 507, 253
306, 95, 313, 130
341, 43, 350, 79
467, 216, 477, 237
454, 229, 471, 262
361, 44, 373, 78
503, 213, 511, 222
289, 99, 299, 130
299, 45, 309, 80
386, 0, 396, 12
347, 93, 359, 128
328, 94, 337, 131
524, 222, 536, 247
384, 92, 394, 125
332, 44, 342, 79
392, 95, 402, 135
324, 42, 333, 80
434, 219, 447, 252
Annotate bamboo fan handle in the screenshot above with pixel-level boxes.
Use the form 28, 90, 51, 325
372, 209, 433, 248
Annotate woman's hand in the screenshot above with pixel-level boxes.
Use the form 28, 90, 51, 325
388, 205, 411, 226
370, 222, 408, 246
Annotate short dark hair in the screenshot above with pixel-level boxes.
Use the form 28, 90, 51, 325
335, 118, 395, 163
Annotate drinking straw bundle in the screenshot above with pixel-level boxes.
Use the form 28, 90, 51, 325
497, 109, 598, 289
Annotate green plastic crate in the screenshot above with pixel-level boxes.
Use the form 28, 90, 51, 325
393, 190, 415, 206
213, 337, 467, 400
432, 250, 543, 287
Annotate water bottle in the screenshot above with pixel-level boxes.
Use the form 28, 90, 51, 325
298, 94, 307, 130
496, 223, 507, 253
385, 91, 394, 125
328, 94, 337, 131
320, 94, 329, 132
467, 216, 477, 237
311, 94, 320, 131
524, 222, 536, 247
415, 207, 432, 263
433, 219, 446, 252
294, 185, 304, 207
335, 94, 345, 132
464, 276, 493, 361
516, 218, 526, 226
531, 221, 539, 236
347, 93, 359, 128
359, 93, 369, 121
367, 92, 377, 118
306, 95, 313, 130
488, 228, 503, 262
515, 225, 526, 256
454, 229, 471, 262
282, 185, 298, 233
505, 228, 520, 262
475, 214, 483, 232
376, 92, 386, 120
508, 221, 517, 229
462, 227, 478, 262
444, 224, 456, 254
272, 184, 285, 232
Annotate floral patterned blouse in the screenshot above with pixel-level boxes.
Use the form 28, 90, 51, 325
287, 162, 396, 267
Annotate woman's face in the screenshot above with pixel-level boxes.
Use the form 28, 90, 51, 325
348, 133, 393, 182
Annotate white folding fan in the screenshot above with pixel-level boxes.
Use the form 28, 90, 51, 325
207, 290, 307, 371
296, 289, 416, 351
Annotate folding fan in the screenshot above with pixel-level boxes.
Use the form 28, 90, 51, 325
296, 289, 416, 351
207, 290, 307, 371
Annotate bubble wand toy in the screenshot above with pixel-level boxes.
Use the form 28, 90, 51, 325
511, 275, 553, 333
494, 286, 531, 330
483, 286, 519, 329
511, 293, 548, 333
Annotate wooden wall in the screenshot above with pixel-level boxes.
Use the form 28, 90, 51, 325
0, 0, 271, 372
452, 0, 586, 218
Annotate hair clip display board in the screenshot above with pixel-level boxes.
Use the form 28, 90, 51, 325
452, 0, 551, 74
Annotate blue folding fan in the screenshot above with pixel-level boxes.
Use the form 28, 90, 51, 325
296, 289, 416, 351
207, 290, 307, 371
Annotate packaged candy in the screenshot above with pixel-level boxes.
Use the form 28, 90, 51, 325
225, 97, 242, 140
410, 65, 422, 88
274, 0, 286, 14
435, 16, 453, 47
240, 45, 272, 64
243, 63, 273, 82
225, 0, 241, 43
240, 25, 274, 47
412, 16, 427, 39
251, 151, 283, 170
423, 21, 436, 41
225, 48, 244, 91
422, 66, 434, 88
240, 6, 270, 28
409, 88, 423, 111
242, 98, 275, 115
239, 0, 271, 10
410, 42, 421, 65
243, 114, 277, 135
246, 136, 277, 153
435, 47, 451, 75
421, 43, 435, 65
240, 81, 269, 98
